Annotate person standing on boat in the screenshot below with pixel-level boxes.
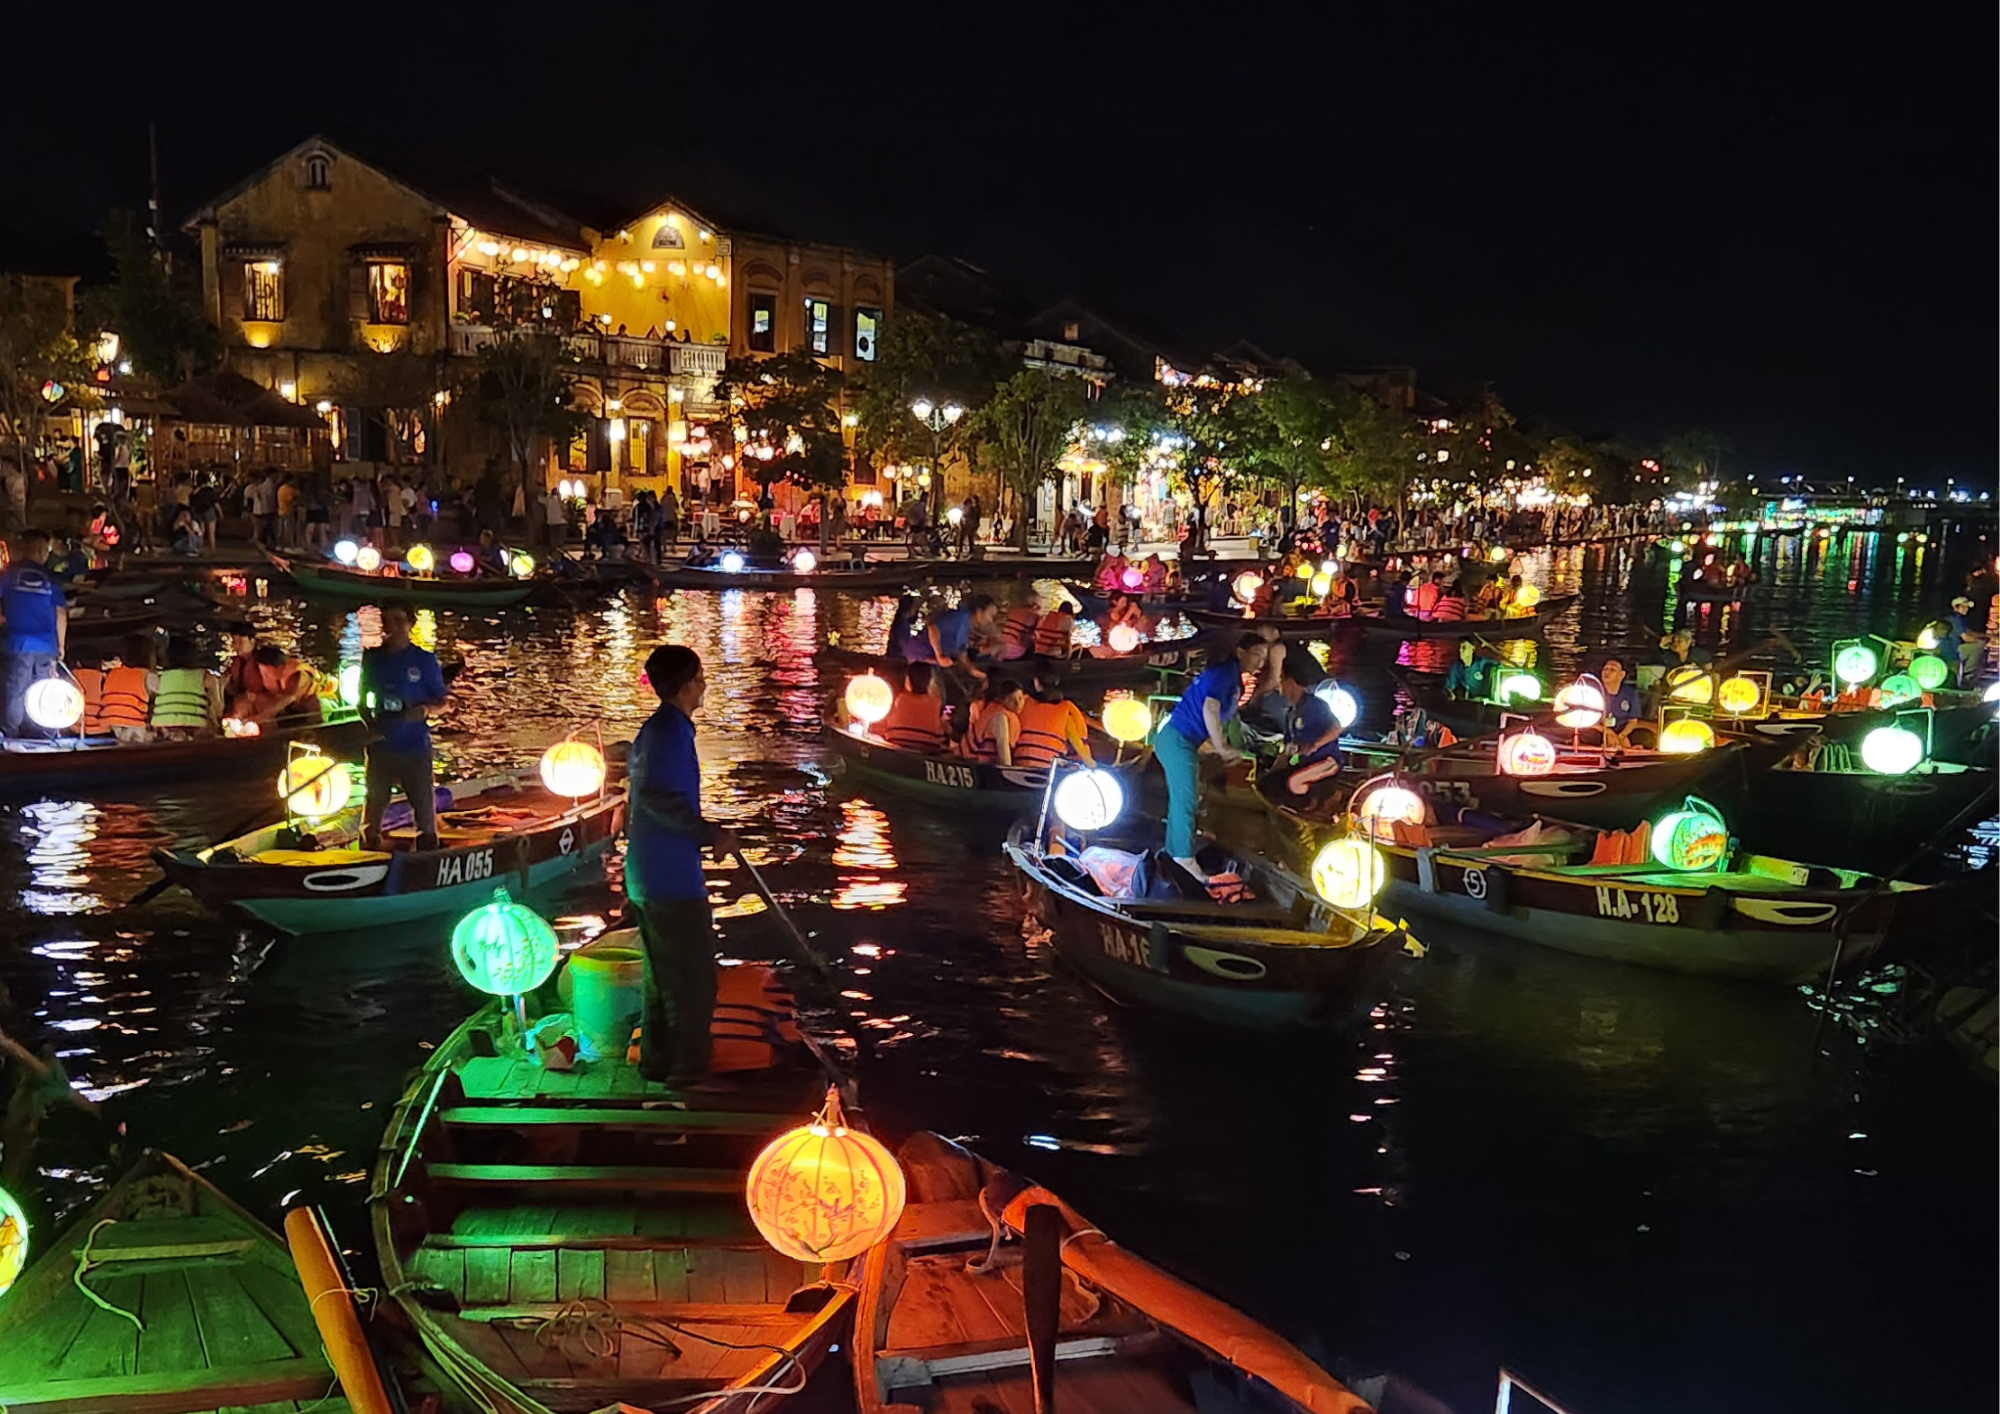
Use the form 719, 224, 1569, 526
0, 530, 68, 737
358, 603, 448, 853
628, 644, 738, 1085
1156, 634, 1268, 878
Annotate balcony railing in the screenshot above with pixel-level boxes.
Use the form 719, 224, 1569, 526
449, 322, 727, 378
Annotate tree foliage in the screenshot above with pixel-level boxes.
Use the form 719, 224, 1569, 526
0, 276, 97, 528
1658, 427, 1732, 488
81, 212, 216, 384
1318, 392, 1419, 510
462, 333, 587, 504
1099, 381, 1260, 551
852, 307, 1015, 468
337, 350, 450, 464
974, 370, 1089, 549
1236, 363, 1350, 515
714, 349, 849, 492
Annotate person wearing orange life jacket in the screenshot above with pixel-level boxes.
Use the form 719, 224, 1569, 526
1013, 674, 1097, 769
1410, 572, 1443, 619
97, 634, 159, 742
1030, 580, 1080, 657
1431, 578, 1468, 621
72, 665, 107, 734
875, 661, 948, 753
996, 599, 1041, 661
965, 675, 1026, 766
228, 644, 322, 726
151, 635, 223, 737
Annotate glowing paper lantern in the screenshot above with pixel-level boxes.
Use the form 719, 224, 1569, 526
1664, 665, 1713, 704
0, 1183, 29, 1299
509, 552, 537, 578
333, 538, 360, 565
1716, 675, 1761, 715
451, 887, 560, 996
24, 677, 83, 731
539, 739, 607, 797
1511, 584, 1542, 611
1553, 676, 1606, 729
1312, 837, 1386, 909
1907, 655, 1950, 692
1875, 674, 1921, 707
844, 672, 894, 726
1985, 680, 2000, 704
1658, 718, 1715, 754
1354, 784, 1425, 839
1309, 570, 1333, 598
1833, 643, 1878, 686
1494, 671, 1541, 705
355, 545, 383, 573
1107, 622, 1141, 654
450, 550, 476, 574
221, 717, 261, 738
406, 543, 435, 573
337, 661, 362, 708
1231, 571, 1264, 606
1101, 694, 1152, 744
720, 550, 747, 574
745, 1086, 906, 1263
1312, 679, 1359, 729
1497, 729, 1557, 777
1054, 768, 1125, 831
277, 751, 353, 820
1650, 801, 1729, 872
1120, 567, 1145, 590
793, 550, 818, 574
1860, 725, 1924, 775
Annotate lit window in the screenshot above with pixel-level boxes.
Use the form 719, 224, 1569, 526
367, 261, 410, 325
806, 298, 831, 356
748, 293, 777, 353
854, 306, 881, 362
304, 153, 331, 190
243, 261, 284, 322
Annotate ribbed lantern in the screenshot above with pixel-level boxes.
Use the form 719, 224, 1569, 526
745, 1087, 906, 1264
1497, 729, 1557, 777
844, 672, 894, 727
277, 750, 353, 819
540, 739, 606, 797
1101, 694, 1152, 745
1311, 837, 1386, 909
451, 888, 560, 996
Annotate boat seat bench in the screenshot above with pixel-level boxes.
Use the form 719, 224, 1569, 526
427, 1163, 741, 1193
438, 1105, 782, 1133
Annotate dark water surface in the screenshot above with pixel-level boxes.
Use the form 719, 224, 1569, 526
2, 528, 1993, 1414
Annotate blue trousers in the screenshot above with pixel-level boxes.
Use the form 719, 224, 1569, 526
1155, 724, 1203, 858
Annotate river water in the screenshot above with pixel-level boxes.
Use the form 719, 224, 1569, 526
2, 527, 1993, 1414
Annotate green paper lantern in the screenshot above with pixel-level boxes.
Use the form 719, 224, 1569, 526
1650, 798, 1730, 872
1907, 654, 1950, 692
1833, 643, 1878, 686
0, 1182, 29, 1298
1875, 673, 1921, 707
452, 887, 559, 996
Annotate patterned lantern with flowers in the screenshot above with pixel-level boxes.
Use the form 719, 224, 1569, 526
746, 1087, 906, 1264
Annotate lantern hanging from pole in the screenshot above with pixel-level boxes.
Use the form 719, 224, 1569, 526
1664, 665, 1713, 704
1353, 782, 1425, 839
540, 738, 606, 797
745, 1086, 906, 1263
1907, 655, 1950, 692
0, 1182, 28, 1298
1311, 837, 1385, 909
24, 677, 84, 731
1101, 694, 1152, 745
844, 672, 894, 727
1053, 768, 1124, 831
1832, 642, 1878, 686
277, 748, 353, 820
1312, 679, 1359, 729
1553, 675, 1606, 729
1494, 671, 1541, 706
451, 887, 560, 996
1716, 675, 1761, 715
1231, 571, 1263, 606
1650, 798, 1730, 872
1658, 718, 1715, 754
1107, 622, 1141, 654
1497, 728, 1557, 777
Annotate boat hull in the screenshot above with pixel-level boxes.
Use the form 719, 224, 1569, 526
827, 723, 1064, 808
649, 558, 933, 591
0, 714, 366, 792
821, 637, 1206, 687
271, 553, 538, 608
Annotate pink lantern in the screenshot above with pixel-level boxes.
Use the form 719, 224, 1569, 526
1120, 568, 1144, 590
450, 550, 476, 574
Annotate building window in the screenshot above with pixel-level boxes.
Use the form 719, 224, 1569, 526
651, 222, 685, 249
748, 293, 777, 353
304, 153, 331, 190
854, 306, 881, 362
243, 261, 284, 322
806, 298, 831, 356
458, 268, 496, 321
1062, 319, 1080, 341
367, 261, 410, 325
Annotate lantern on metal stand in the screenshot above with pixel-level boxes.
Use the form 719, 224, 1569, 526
277, 744, 353, 822
540, 732, 608, 798
452, 886, 561, 1037
1100, 692, 1152, 766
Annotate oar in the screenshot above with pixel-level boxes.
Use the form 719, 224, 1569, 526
734, 852, 832, 979
123, 758, 349, 910
0, 1024, 99, 1117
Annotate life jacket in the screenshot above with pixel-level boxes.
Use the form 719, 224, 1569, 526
1033, 611, 1074, 656
74, 668, 107, 733
967, 702, 1018, 763
1000, 607, 1040, 656
1014, 699, 1079, 767
1431, 595, 1467, 621
877, 692, 947, 753
1094, 559, 1125, 592
1412, 582, 1442, 616
98, 666, 151, 728
151, 667, 214, 728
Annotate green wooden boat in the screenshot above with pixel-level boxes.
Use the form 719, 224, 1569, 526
268, 552, 539, 610
0, 1150, 343, 1414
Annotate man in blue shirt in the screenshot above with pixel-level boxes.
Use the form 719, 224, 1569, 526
1156, 633, 1268, 875
1443, 639, 1498, 699
358, 603, 449, 851
1270, 653, 1343, 797
905, 593, 997, 672
1600, 657, 1643, 747
627, 644, 739, 1084
1, 530, 68, 736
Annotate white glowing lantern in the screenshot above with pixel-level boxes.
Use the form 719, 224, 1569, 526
720, 550, 746, 574
1231, 571, 1264, 606
278, 752, 353, 820
1354, 784, 1425, 839
355, 545, 383, 573
1312, 680, 1359, 729
1108, 623, 1142, 654
333, 538, 360, 565
24, 678, 83, 731
845, 673, 894, 726
792, 550, 817, 574
1053, 769, 1124, 831
946, 506, 964, 526
1860, 726, 1924, 776
1553, 676, 1607, 729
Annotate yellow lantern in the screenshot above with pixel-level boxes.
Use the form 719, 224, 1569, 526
407, 543, 435, 573
745, 1087, 906, 1263
1107, 622, 1141, 654
1510, 583, 1542, 611
355, 545, 383, 573
1309, 570, 1333, 598
1311, 837, 1385, 909
539, 739, 607, 797
1716, 675, 1761, 715
1231, 570, 1264, 606
1658, 718, 1715, 754
1101, 694, 1152, 744
844, 672, 894, 726
278, 750, 353, 819
0, 1183, 28, 1299
1497, 729, 1557, 777
510, 552, 537, 578
1664, 664, 1713, 704
1354, 783, 1425, 839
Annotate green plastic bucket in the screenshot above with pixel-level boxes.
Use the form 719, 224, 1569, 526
565, 935, 645, 1060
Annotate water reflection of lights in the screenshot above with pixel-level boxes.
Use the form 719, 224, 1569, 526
20, 799, 102, 913
833, 799, 898, 871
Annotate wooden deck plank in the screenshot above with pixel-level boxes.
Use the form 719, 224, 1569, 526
604, 1249, 657, 1304
939, 1267, 1020, 1345
51, 1275, 147, 1379
406, 1246, 465, 1301
556, 1248, 606, 1303
510, 1250, 559, 1306
134, 1270, 203, 1377
186, 1265, 301, 1365
494, 1323, 574, 1383
712, 1248, 776, 1306
462, 1248, 512, 1305
884, 1259, 971, 1351
427, 1164, 740, 1193
652, 1249, 693, 1304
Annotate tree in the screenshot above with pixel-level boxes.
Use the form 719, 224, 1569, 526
0, 276, 97, 530
1239, 364, 1348, 522
714, 349, 848, 500
1100, 380, 1259, 554
851, 307, 1015, 473
461, 333, 587, 512
1320, 393, 1420, 515
1658, 428, 1733, 490
81, 211, 216, 383
974, 370, 1089, 550
337, 350, 450, 466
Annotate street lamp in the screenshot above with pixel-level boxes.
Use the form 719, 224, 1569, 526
911, 397, 963, 519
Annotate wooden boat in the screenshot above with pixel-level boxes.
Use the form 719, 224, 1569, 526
0, 711, 366, 793
371, 991, 857, 1414
268, 551, 539, 609
1004, 814, 1419, 1029
1264, 795, 1924, 984
1183, 592, 1577, 640
153, 770, 624, 934
821, 635, 1208, 689
1705, 757, 1997, 878
0, 1150, 340, 1414
855, 1131, 1373, 1414
824, 718, 1144, 810
649, 556, 934, 591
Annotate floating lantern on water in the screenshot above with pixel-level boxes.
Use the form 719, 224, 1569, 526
1353, 782, 1425, 839
539, 739, 606, 797
1312, 679, 1359, 729
745, 1086, 906, 1263
406, 544, 435, 573
450, 550, 476, 574
1650, 798, 1730, 872
1860, 725, 1924, 775
1231, 571, 1263, 606
1107, 622, 1141, 654
1907, 655, 1950, 692
1309, 570, 1333, 598
1658, 718, 1715, 754
355, 545, 383, 573
1497, 728, 1557, 776
720, 550, 746, 574
844, 672, 894, 726
1054, 768, 1124, 831
451, 887, 560, 996
510, 552, 536, 578
1101, 694, 1152, 744
277, 749, 352, 820
1553, 676, 1606, 729
1311, 837, 1386, 909
1833, 643, 1878, 687
1664, 665, 1713, 704
1875, 673, 1921, 708
333, 538, 360, 565
0, 1183, 28, 1298
1494, 671, 1541, 706
792, 549, 817, 574
1716, 675, 1761, 715
24, 677, 83, 731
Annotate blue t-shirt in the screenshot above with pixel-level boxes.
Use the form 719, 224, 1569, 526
625, 704, 709, 902
0, 564, 66, 655
361, 644, 447, 753
910, 607, 972, 663
1166, 662, 1244, 743
1286, 692, 1339, 759
1605, 684, 1641, 727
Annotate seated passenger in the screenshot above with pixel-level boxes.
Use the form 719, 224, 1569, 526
97, 634, 159, 742
876, 662, 948, 753
1093, 552, 1128, 594
964, 675, 1026, 767
996, 599, 1041, 660
229, 644, 323, 726
1013, 676, 1097, 768
151, 634, 223, 738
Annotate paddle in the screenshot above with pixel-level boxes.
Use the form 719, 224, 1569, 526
734, 852, 832, 980
0, 1024, 99, 1117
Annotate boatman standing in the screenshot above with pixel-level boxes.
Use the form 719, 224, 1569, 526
627, 644, 738, 1086
1155, 633, 1268, 879
0, 530, 68, 736
358, 603, 448, 852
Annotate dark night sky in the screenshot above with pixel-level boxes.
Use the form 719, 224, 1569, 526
2, 4, 1990, 482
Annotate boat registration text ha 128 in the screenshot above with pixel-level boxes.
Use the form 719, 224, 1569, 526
1595, 885, 1681, 924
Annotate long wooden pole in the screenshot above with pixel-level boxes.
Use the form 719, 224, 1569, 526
1023, 1202, 1061, 1414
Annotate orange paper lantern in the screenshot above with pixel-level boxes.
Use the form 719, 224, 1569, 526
1497, 729, 1557, 777
745, 1087, 906, 1264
